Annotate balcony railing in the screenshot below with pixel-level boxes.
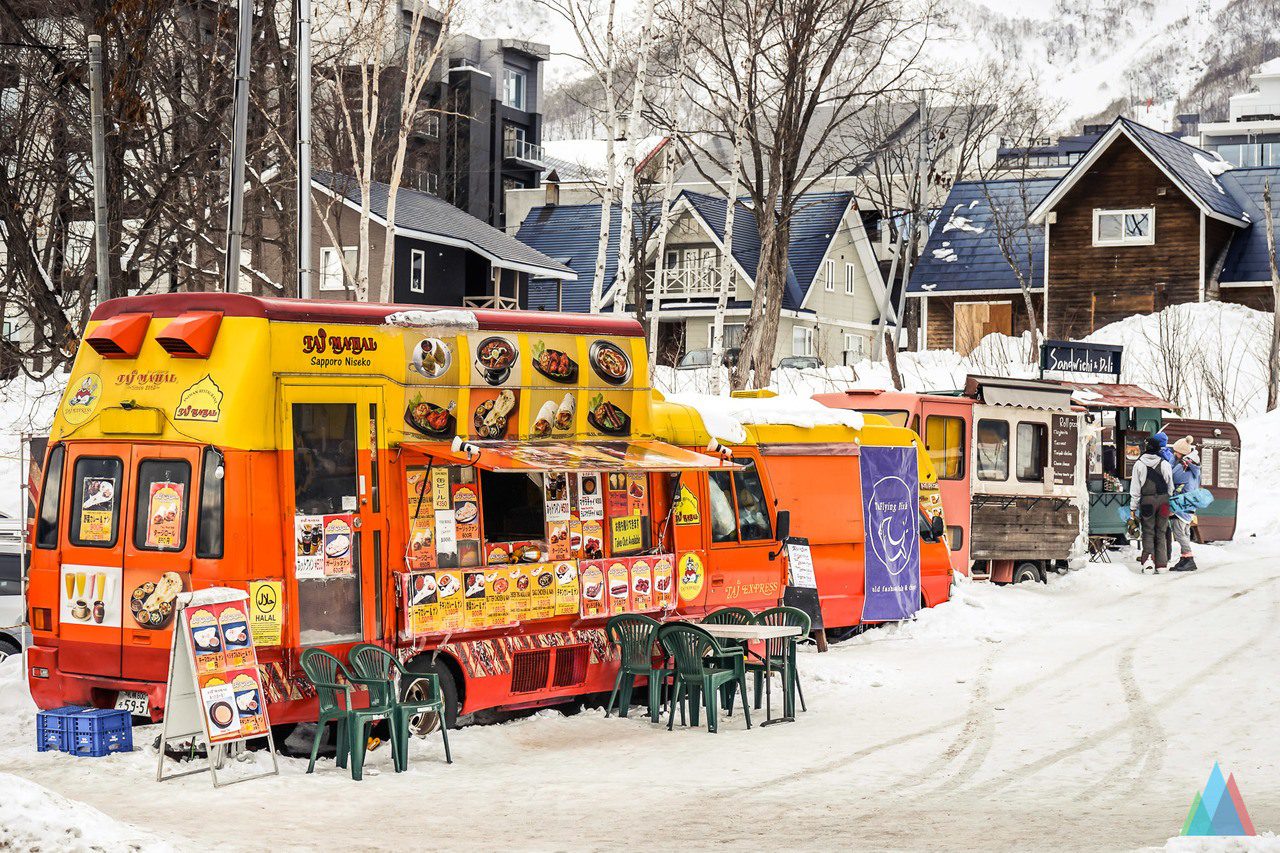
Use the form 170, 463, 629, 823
403, 169, 438, 195
463, 293, 520, 310
645, 265, 725, 298
503, 138, 544, 164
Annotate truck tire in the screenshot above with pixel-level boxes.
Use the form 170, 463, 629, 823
1012, 561, 1043, 584
0, 636, 19, 662
403, 656, 460, 735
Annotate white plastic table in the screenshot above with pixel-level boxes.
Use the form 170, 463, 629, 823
697, 623, 802, 725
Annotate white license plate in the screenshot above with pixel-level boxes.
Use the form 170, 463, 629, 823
114, 690, 150, 717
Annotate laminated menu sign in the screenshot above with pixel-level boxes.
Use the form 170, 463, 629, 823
579, 561, 606, 618
403, 572, 440, 635
528, 563, 556, 620
652, 556, 675, 610
605, 473, 629, 518
508, 565, 531, 621
630, 558, 653, 611
577, 473, 603, 520
453, 485, 480, 539
463, 570, 487, 630
294, 516, 324, 579
322, 515, 355, 576
607, 560, 632, 615
407, 515, 436, 570
431, 468, 452, 510
547, 519, 571, 561
434, 510, 459, 569
144, 481, 184, 549
581, 520, 604, 561
626, 473, 647, 515
79, 477, 116, 543
553, 561, 580, 615
159, 588, 278, 787
486, 569, 514, 626
610, 515, 644, 556
436, 571, 464, 631
544, 472, 571, 522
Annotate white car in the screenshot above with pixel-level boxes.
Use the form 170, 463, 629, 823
0, 517, 28, 662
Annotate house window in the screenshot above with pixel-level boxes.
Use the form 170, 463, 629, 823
845, 262, 855, 295
824, 259, 835, 291
503, 68, 526, 111
424, 112, 440, 138
320, 246, 356, 292
1016, 421, 1048, 482
791, 326, 814, 356
409, 248, 426, 294
708, 323, 745, 349
842, 332, 865, 365
1093, 208, 1154, 247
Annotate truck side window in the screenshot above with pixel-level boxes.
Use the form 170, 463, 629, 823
68, 457, 124, 548
1017, 422, 1048, 482
36, 444, 65, 549
925, 415, 965, 480
976, 419, 1009, 481
134, 459, 192, 551
734, 461, 772, 541
196, 449, 225, 559
708, 471, 737, 543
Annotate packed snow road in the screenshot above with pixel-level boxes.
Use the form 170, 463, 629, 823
2, 539, 1278, 852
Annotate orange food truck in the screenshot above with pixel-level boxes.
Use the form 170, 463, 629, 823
813, 389, 974, 575
27, 293, 949, 730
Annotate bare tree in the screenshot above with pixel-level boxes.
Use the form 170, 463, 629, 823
1265, 179, 1279, 411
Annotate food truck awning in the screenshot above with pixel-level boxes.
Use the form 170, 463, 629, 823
1058, 382, 1179, 411
963, 375, 1075, 410
404, 439, 739, 473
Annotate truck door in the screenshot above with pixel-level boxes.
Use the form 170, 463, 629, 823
704, 452, 783, 611
920, 402, 971, 573
280, 385, 384, 655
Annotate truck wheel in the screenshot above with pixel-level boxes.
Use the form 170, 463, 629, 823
403, 657, 460, 736
1013, 562, 1043, 584
0, 637, 19, 663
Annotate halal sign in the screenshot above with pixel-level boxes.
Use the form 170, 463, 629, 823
1040, 340, 1122, 377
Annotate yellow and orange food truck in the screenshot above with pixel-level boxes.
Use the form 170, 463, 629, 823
27, 294, 951, 729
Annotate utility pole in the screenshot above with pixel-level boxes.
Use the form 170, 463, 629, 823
296, 0, 313, 299
222, 0, 254, 294
87, 34, 110, 304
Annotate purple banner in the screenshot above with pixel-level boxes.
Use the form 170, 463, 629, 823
860, 445, 921, 621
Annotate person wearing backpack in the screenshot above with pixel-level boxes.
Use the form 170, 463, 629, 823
1129, 436, 1174, 573
1169, 436, 1202, 572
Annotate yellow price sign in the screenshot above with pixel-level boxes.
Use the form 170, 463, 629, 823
610, 515, 644, 555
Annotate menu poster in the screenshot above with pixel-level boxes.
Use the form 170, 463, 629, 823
607, 561, 631, 615
529, 563, 556, 620
431, 467, 452, 511
321, 515, 355, 576
610, 515, 645, 556
547, 519, 572, 561
437, 571, 464, 631
485, 570, 513, 626
435, 509, 459, 569
508, 565, 532, 621
582, 520, 605, 560
219, 606, 253, 668
630, 558, 654, 611
577, 473, 604, 521
652, 556, 675, 610
404, 572, 440, 635
625, 473, 648, 515
407, 515, 437, 570
579, 561, 606, 618
229, 670, 267, 735
553, 561, 580, 616
604, 472, 629, 518
79, 476, 116, 543
463, 570, 487, 630
144, 481, 185, 549
188, 607, 225, 673
199, 675, 242, 743
294, 515, 324, 579
453, 484, 481, 564
544, 472, 571, 522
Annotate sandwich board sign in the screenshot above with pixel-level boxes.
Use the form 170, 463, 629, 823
782, 536, 824, 634
156, 587, 279, 787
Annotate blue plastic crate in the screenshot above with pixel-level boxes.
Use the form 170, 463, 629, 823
35, 706, 88, 753
70, 708, 134, 758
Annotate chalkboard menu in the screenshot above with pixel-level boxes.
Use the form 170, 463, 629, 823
782, 537, 823, 631
1051, 414, 1079, 486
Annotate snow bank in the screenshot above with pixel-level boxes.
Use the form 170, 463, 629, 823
0, 374, 63, 518
0, 772, 172, 853
1236, 407, 1280, 538
663, 392, 863, 443
1163, 833, 1280, 852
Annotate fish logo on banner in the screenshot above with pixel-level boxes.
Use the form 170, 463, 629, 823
860, 445, 921, 621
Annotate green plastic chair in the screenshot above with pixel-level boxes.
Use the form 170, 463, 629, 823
701, 606, 754, 710
348, 644, 452, 771
604, 614, 668, 722
300, 648, 400, 781
657, 623, 752, 733
748, 606, 811, 716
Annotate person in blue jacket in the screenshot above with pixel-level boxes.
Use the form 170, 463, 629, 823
1169, 436, 1201, 572
1153, 431, 1176, 464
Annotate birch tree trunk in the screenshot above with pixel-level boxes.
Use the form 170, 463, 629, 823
614, 0, 656, 315
588, 0, 620, 315
649, 140, 680, 373
710, 101, 746, 396
1265, 180, 1280, 411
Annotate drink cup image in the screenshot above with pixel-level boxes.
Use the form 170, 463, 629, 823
64, 573, 75, 601
75, 572, 86, 599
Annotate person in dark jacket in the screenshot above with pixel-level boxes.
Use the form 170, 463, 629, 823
1130, 436, 1174, 572
1169, 436, 1202, 572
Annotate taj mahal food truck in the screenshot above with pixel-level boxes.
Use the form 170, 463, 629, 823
26, 294, 949, 730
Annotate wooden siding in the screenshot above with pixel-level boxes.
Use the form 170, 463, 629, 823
1219, 286, 1275, 312
1045, 137, 1238, 340
921, 293, 1043, 352
970, 496, 1079, 561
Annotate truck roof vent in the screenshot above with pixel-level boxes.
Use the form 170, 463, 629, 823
155, 311, 223, 359
86, 312, 151, 358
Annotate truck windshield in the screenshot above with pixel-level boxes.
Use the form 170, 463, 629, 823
859, 409, 909, 429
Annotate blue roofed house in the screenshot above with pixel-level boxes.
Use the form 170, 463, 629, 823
908, 117, 1278, 353
517, 189, 889, 367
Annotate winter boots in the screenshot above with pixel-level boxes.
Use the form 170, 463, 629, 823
1170, 555, 1198, 572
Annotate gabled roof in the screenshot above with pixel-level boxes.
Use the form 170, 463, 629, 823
1218, 166, 1280, 284
908, 178, 1057, 295
514, 203, 629, 311
1029, 117, 1249, 226
313, 171, 575, 280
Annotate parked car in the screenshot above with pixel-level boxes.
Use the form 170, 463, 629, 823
0, 516, 27, 662
778, 356, 823, 370
676, 348, 744, 369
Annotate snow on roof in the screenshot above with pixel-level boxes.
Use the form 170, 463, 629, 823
540, 137, 666, 177
383, 309, 479, 331
665, 392, 864, 444
1255, 57, 1280, 77
1193, 152, 1232, 194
